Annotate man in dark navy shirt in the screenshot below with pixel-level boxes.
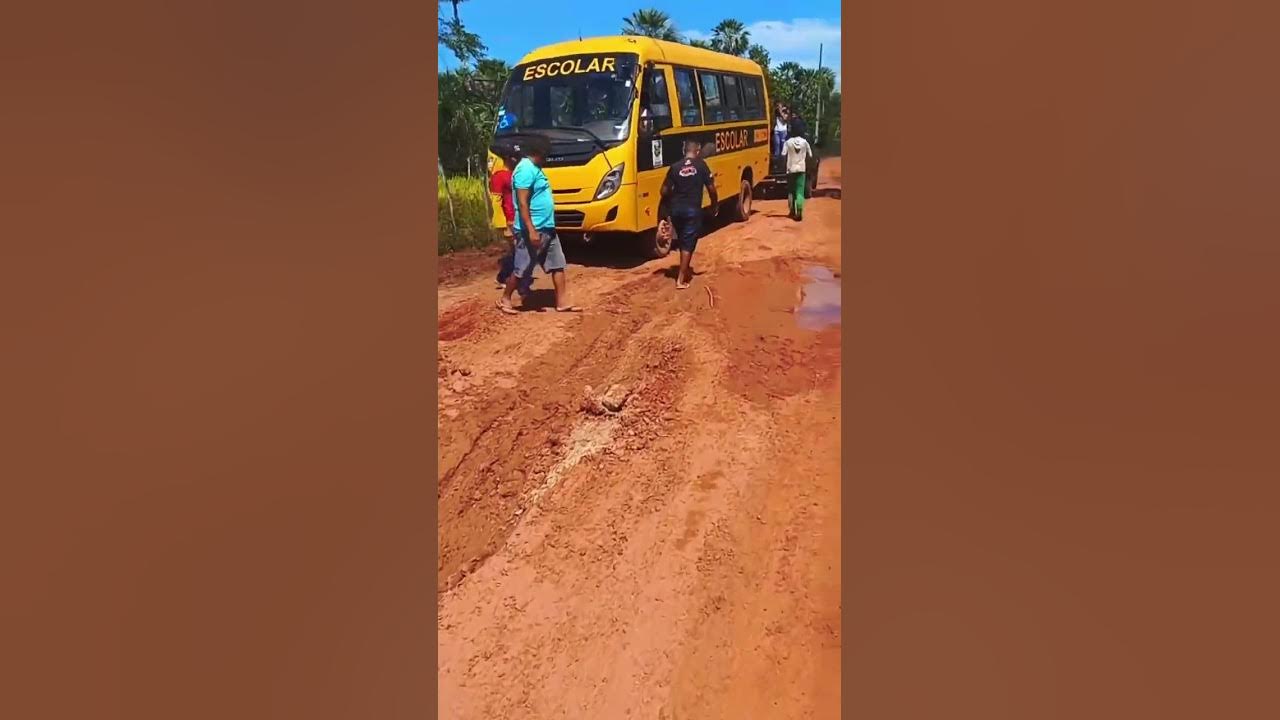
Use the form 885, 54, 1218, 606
660, 140, 718, 289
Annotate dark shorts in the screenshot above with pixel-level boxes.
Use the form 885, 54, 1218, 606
670, 208, 703, 254
513, 227, 567, 279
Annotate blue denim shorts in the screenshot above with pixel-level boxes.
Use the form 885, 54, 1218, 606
513, 227, 567, 278
671, 208, 703, 253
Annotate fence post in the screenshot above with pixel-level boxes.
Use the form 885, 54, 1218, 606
438, 160, 459, 249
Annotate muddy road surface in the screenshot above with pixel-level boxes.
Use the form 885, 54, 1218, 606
438, 159, 842, 719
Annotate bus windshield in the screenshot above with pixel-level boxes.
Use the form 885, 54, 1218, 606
495, 53, 640, 146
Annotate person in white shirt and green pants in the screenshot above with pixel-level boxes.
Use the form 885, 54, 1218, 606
783, 114, 814, 221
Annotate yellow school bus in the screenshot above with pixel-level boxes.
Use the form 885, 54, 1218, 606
487, 36, 771, 258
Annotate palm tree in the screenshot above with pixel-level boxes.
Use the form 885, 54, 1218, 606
622, 9, 680, 41
747, 44, 773, 103
686, 38, 713, 50
440, 0, 469, 24
747, 44, 771, 70
710, 19, 750, 56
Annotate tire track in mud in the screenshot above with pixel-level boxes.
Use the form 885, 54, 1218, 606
438, 270, 701, 591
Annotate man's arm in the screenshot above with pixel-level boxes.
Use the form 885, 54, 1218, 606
515, 187, 540, 249
703, 162, 719, 211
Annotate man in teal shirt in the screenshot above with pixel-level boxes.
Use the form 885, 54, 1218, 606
497, 136, 581, 314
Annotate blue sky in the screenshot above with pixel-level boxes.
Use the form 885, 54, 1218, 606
438, 1, 841, 85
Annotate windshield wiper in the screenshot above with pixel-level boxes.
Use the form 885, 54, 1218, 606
547, 127, 616, 170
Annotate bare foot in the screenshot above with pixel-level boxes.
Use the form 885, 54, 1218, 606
496, 298, 519, 315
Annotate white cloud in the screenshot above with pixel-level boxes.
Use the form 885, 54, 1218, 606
684, 18, 841, 86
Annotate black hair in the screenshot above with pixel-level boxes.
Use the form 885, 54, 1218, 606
522, 134, 552, 158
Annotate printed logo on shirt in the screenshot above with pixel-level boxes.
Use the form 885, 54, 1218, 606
678, 164, 698, 177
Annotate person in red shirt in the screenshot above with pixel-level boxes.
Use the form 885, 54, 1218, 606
489, 152, 518, 286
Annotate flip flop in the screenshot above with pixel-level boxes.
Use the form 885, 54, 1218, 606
554, 305, 583, 313
496, 299, 519, 315
675, 282, 690, 290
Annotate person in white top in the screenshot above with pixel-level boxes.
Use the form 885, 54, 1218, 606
772, 102, 789, 156
783, 115, 814, 220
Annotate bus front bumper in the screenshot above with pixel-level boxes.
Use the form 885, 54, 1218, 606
549, 189, 635, 235
491, 188, 638, 235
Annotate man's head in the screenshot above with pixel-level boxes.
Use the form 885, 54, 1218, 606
523, 135, 551, 166
683, 139, 702, 159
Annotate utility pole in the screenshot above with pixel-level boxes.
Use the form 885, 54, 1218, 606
815, 43, 823, 144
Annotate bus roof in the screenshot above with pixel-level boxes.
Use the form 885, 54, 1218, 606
516, 36, 763, 76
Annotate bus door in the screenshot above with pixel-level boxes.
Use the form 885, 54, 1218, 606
635, 63, 676, 230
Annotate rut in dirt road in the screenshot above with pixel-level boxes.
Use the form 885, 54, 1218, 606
437, 159, 843, 720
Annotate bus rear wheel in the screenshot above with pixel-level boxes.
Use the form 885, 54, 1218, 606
731, 178, 753, 222
641, 227, 672, 259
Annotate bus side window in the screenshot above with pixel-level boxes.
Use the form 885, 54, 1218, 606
673, 68, 702, 126
743, 77, 764, 120
642, 68, 672, 134
722, 75, 742, 122
699, 71, 724, 124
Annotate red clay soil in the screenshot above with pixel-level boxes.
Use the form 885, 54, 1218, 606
437, 242, 508, 289
437, 160, 843, 719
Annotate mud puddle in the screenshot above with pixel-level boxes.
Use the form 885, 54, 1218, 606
795, 266, 841, 330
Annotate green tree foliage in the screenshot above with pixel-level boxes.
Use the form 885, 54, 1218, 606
437, 2, 505, 172
769, 63, 839, 149
621, 9, 680, 40
709, 19, 750, 56
747, 43, 773, 103
439, 17, 485, 66
438, 61, 510, 172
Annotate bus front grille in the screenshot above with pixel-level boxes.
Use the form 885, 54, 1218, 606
555, 210, 585, 228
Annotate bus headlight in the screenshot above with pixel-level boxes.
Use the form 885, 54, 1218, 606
594, 163, 625, 200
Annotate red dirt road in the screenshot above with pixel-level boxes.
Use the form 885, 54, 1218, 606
438, 160, 842, 719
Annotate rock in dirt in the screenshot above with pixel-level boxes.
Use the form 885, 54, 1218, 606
580, 385, 607, 415
600, 385, 631, 413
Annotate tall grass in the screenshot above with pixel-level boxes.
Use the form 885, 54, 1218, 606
438, 174, 500, 255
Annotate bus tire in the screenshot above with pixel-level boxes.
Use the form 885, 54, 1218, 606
731, 177, 753, 222
641, 227, 672, 259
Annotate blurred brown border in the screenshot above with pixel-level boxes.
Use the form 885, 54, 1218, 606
2, 2, 438, 718
845, 1, 1280, 718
